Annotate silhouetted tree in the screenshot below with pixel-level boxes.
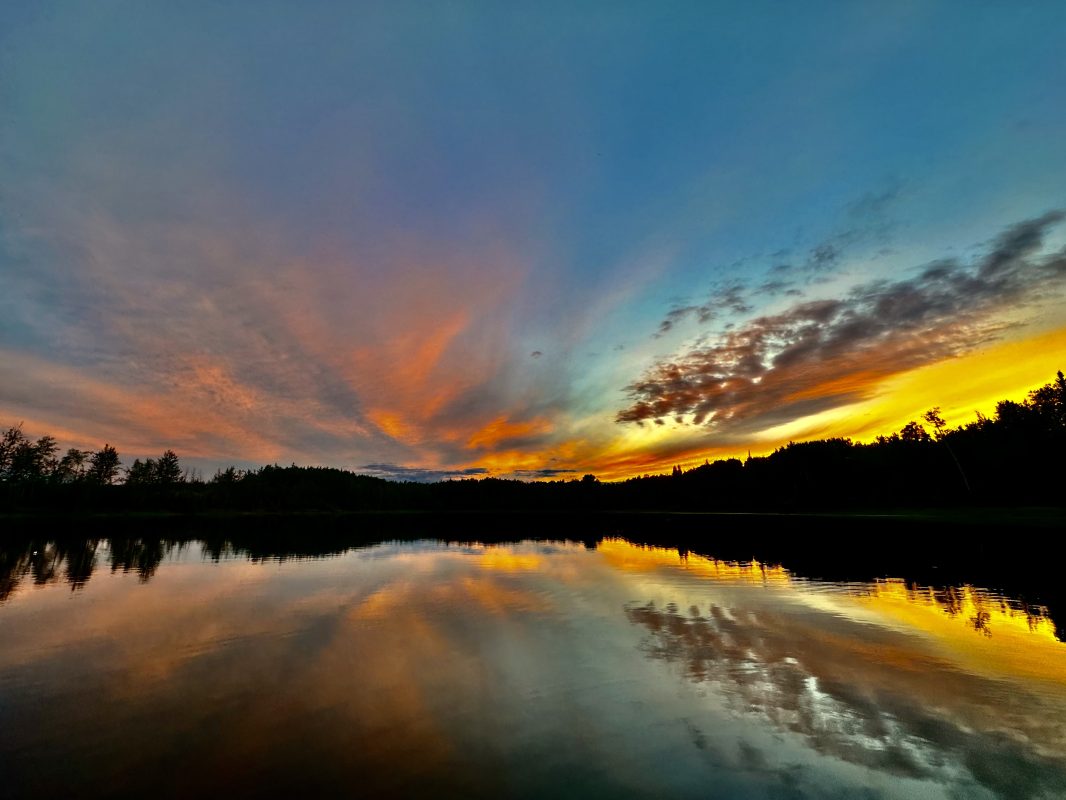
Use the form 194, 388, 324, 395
212, 466, 242, 483
124, 451, 182, 486
125, 458, 156, 485
994, 399, 1028, 428
923, 407, 947, 439
1027, 371, 1066, 427
0, 425, 28, 479
924, 407, 970, 494
156, 450, 182, 484
87, 444, 122, 485
55, 448, 91, 483
6, 434, 58, 481
899, 421, 931, 443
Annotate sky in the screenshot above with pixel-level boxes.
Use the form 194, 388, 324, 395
2, 1, 1065, 481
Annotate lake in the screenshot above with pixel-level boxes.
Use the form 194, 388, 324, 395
2, 528, 1065, 799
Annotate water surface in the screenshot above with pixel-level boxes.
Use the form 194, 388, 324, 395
2, 535, 1065, 799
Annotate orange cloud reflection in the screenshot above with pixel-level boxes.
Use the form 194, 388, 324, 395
600, 539, 1066, 687
597, 539, 792, 586
851, 578, 1065, 686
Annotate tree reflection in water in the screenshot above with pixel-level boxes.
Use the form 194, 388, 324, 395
0, 536, 1061, 642
1, 534, 1065, 799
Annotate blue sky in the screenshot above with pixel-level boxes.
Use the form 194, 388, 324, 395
2, 2, 1065, 478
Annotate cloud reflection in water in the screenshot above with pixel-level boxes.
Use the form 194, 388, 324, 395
618, 546, 1066, 799
1, 536, 1065, 799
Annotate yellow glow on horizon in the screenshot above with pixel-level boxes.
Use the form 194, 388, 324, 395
764, 327, 1066, 446
853, 325, 1066, 435
596, 325, 1066, 480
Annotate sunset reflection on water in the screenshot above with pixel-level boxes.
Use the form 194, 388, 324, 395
1, 536, 1064, 799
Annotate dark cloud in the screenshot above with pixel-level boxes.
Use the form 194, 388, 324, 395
656, 188, 904, 336
846, 185, 902, 220
799, 224, 879, 275
755, 278, 799, 297
655, 284, 753, 337
510, 467, 578, 479
360, 464, 489, 483
620, 212, 1066, 430
797, 185, 904, 276
979, 210, 1065, 279
807, 241, 840, 270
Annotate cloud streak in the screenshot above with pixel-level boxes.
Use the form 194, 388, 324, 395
619, 212, 1066, 432
656, 283, 753, 336
360, 464, 490, 483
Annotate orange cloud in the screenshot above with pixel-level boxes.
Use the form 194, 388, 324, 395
0, 350, 285, 461
465, 415, 554, 450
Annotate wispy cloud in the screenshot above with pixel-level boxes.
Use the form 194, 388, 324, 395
656, 283, 752, 337
654, 187, 906, 338
619, 212, 1066, 432
788, 185, 903, 276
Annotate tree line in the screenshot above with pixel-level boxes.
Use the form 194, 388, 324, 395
1, 371, 1064, 513
0, 427, 185, 487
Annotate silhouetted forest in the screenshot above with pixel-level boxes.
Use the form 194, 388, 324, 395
2, 371, 1064, 513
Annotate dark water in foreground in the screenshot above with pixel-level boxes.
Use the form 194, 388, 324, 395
2, 533, 1066, 799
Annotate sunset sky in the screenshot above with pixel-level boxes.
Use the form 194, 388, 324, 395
2, 2, 1065, 480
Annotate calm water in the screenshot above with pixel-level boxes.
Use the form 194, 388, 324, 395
2, 535, 1065, 799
